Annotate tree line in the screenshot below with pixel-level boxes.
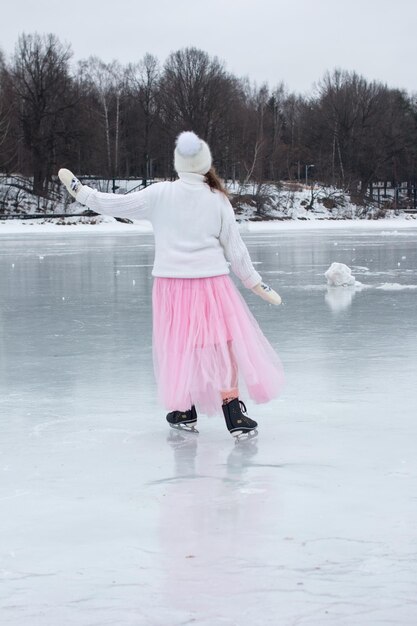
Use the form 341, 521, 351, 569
0, 32, 416, 198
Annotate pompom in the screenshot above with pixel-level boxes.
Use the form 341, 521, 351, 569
176, 131, 202, 157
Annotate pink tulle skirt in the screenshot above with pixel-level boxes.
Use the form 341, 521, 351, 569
152, 275, 284, 416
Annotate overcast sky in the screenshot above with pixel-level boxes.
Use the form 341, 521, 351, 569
2, 0, 416, 94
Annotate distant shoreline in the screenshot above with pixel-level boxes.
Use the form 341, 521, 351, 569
0, 216, 416, 236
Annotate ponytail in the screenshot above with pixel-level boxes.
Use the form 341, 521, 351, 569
204, 167, 229, 197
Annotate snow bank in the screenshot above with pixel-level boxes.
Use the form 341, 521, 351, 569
1, 175, 417, 234
0, 217, 416, 236
230, 180, 417, 223
0, 217, 153, 235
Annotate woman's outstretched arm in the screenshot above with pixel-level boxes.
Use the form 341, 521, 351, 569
58, 168, 153, 221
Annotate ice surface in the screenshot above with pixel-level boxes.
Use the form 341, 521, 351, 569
1, 228, 417, 625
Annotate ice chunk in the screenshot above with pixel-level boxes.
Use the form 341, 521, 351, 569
324, 262, 356, 287
377, 283, 417, 291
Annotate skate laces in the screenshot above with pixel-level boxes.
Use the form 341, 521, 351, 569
238, 400, 256, 426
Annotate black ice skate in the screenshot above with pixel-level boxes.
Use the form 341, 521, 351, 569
166, 405, 198, 433
222, 398, 258, 440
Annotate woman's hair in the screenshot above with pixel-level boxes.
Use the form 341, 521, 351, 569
205, 167, 229, 197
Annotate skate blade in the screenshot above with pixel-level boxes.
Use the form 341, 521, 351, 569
169, 422, 199, 434
232, 428, 258, 441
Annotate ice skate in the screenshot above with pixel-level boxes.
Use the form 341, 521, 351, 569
166, 405, 198, 433
222, 398, 258, 440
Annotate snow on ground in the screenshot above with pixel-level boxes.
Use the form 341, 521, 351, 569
0, 215, 153, 234
0, 216, 416, 235
0, 176, 144, 216
1, 176, 416, 233
228, 180, 414, 222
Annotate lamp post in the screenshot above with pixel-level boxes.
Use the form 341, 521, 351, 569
305, 164, 315, 185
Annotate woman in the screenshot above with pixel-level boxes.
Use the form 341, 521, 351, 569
59, 131, 284, 439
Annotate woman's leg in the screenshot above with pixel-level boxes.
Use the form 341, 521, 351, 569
221, 387, 239, 404
220, 340, 258, 436
221, 341, 239, 404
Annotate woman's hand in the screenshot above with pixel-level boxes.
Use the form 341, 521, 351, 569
58, 168, 83, 198
252, 282, 282, 305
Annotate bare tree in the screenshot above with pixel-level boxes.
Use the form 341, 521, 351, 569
0, 85, 10, 151
0, 51, 10, 150
313, 70, 417, 196
1, 34, 417, 207
8, 33, 74, 195
78, 57, 124, 180
267, 82, 287, 180
160, 48, 235, 148
126, 54, 160, 183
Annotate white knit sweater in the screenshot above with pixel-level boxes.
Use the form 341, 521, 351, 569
76, 172, 262, 289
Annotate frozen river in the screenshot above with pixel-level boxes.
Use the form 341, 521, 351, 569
1, 227, 417, 625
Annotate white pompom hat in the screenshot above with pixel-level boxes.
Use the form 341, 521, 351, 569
174, 131, 212, 175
